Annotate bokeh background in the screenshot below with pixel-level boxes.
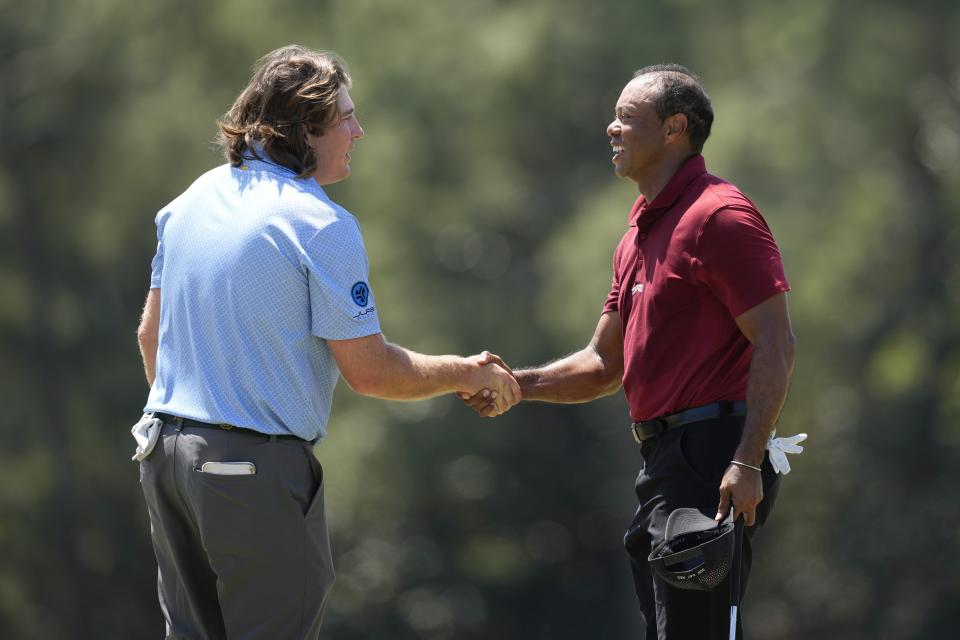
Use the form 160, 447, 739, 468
2, 0, 959, 638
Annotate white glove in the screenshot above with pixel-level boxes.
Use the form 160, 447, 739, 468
766, 432, 807, 475
131, 414, 163, 461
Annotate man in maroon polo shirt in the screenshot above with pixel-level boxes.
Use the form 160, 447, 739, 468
464, 64, 795, 638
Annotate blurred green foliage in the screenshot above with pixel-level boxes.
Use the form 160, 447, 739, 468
2, 0, 959, 638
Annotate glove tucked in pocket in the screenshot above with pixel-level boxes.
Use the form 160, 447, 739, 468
766, 432, 807, 474
131, 414, 163, 461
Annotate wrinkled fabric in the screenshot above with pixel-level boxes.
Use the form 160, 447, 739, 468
131, 414, 163, 461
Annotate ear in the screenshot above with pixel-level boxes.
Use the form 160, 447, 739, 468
664, 113, 688, 143
304, 124, 322, 148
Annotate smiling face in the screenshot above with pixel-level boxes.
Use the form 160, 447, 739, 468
305, 88, 364, 186
606, 76, 671, 184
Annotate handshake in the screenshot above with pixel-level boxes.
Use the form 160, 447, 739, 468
459, 351, 521, 418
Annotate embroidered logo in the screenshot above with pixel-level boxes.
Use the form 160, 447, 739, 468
351, 282, 370, 307
631, 283, 645, 296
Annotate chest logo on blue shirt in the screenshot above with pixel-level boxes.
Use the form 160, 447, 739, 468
351, 281, 370, 307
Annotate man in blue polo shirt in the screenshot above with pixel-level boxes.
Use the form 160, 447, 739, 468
135, 45, 519, 639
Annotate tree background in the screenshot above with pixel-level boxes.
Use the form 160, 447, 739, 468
1, 0, 958, 638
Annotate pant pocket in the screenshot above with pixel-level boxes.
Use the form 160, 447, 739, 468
674, 420, 742, 490
299, 443, 325, 520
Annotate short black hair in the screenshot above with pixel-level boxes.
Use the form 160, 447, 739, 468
633, 64, 714, 154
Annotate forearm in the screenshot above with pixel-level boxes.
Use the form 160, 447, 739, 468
138, 337, 158, 387
734, 338, 796, 466
515, 347, 621, 403
348, 341, 478, 400
137, 289, 161, 388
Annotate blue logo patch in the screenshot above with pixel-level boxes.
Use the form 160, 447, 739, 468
351, 281, 369, 307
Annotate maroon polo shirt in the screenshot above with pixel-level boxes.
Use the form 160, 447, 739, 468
603, 155, 789, 422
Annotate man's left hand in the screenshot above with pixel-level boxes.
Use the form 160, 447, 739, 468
715, 463, 764, 526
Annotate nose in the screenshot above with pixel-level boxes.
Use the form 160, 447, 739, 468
607, 119, 621, 138
352, 117, 365, 139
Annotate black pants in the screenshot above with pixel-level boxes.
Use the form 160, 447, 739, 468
624, 415, 780, 640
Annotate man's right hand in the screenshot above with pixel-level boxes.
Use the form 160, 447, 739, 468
461, 352, 517, 417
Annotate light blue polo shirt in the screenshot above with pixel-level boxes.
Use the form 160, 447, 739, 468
144, 153, 381, 441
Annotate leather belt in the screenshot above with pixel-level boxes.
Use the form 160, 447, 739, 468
631, 401, 747, 444
153, 412, 306, 442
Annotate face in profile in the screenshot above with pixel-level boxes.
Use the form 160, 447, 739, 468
306, 88, 365, 186
607, 76, 672, 183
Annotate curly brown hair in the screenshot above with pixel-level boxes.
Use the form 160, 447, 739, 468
217, 45, 351, 179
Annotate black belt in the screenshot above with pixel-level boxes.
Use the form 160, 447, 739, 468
153, 412, 306, 442
631, 401, 746, 444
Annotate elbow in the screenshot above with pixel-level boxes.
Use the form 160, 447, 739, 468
600, 371, 623, 397
339, 371, 369, 395
137, 324, 157, 353
608, 379, 624, 397
340, 370, 384, 398
784, 331, 797, 375
594, 362, 623, 398
600, 351, 624, 397
330, 335, 395, 398
764, 329, 796, 377
751, 328, 795, 380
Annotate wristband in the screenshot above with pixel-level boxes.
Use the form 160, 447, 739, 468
730, 460, 762, 472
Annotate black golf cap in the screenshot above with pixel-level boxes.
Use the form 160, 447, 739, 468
647, 507, 735, 591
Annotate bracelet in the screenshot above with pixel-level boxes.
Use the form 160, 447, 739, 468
731, 460, 762, 472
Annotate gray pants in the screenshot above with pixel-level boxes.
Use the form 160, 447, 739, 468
139, 421, 334, 640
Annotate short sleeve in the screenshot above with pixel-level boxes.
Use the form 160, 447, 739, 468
693, 207, 790, 317
602, 250, 621, 314
303, 218, 382, 340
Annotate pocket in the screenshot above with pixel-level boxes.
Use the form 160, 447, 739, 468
199, 461, 257, 475
193, 466, 259, 480
300, 444, 325, 520
674, 422, 741, 490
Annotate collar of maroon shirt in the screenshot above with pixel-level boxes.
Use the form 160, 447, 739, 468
628, 154, 708, 230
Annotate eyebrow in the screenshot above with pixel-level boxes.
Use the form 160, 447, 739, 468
617, 99, 653, 115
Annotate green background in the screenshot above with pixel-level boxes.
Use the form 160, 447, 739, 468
2, 0, 958, 637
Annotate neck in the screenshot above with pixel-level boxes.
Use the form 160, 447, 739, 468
636, 153, 693, 204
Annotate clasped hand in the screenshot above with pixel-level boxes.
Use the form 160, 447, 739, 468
460, 351, 519, 418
